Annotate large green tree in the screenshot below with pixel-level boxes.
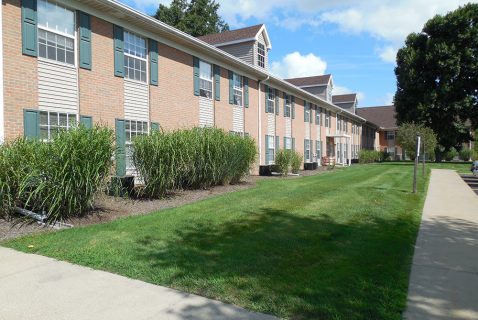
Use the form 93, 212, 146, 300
154, 0, 229, 37
394, 4, 478, 152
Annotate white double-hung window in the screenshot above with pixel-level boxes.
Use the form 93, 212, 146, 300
39, 111, 77, 140
257, 43, 265, 68
199, 60, 213, 99
266, 87, 275, 113
266, 135, 275, 164
304, 139, 311, 162
284, 94, 291, 117
124, 31, 147, 82
38, 0, 75, 66
125, 120, 149, 170
284, 137, 292, 150
233, 73, 243, 106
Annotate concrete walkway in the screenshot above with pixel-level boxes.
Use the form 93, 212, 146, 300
0, 247, 276, 320
404, 169, 478, 320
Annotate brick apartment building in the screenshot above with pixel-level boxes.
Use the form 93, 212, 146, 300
0, 0, 381, 177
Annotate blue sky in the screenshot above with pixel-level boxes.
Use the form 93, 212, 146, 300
119, 0, 474, 107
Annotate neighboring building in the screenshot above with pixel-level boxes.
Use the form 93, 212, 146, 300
356, 105, 403, 159
0, 0, 370, 179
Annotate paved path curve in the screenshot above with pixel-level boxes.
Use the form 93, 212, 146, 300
404, 169, 478, 320
0, 247, 277, 320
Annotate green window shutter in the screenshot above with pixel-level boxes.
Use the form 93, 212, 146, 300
228, 70, 234, 104
79, 12, 92, 70
275, 90, 280, 115
214, 65, 221, 101
22, 0, 37, 57
115, 119, 126, 176
275, 136, 279, 152
23, 109, 39, 139
265, 135, 270, 164
151, 122, 160, 132
113, 25, 124, 77
291, 96, 295, 119
264, 85, 269, 113
149, 39, 158, 86
244, 77, 249, 108
80, 115, 93, 129
292, 137, 295, 150
193, 57, 200, 96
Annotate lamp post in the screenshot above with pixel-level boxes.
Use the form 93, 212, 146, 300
413, 134, 421, 193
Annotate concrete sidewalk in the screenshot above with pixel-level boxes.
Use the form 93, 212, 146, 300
0, 247, 276, 320
404, 169, 478, 320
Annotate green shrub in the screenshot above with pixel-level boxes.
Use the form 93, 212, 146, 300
444, 147, 458, 161
132, 127, 257, 198
290, 151, 303, 174
0, 126, 114, 223
275, 149, 293, 176
459, 148, 474, 161
358, 149, 381, 164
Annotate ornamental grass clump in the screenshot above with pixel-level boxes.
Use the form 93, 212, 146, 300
0, 125, 114, 223
132, 127, 257, 198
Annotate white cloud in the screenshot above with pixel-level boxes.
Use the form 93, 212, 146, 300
334, 85, 365, 102
384, 92, 395, 105
270, 52, 327, 79
377, 46, 397, 64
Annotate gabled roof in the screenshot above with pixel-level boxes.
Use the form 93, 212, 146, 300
198, 24, 272, 49
285, 74, 332, 88
333, 94, 357, 104
356, 105, 397, 129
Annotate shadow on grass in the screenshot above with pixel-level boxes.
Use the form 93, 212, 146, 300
134, 208, 419, 319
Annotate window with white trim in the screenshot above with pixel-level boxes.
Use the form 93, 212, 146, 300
266, 87, 275, 113
266, 135, 275, 164
305, 139, 311, 162
125, 120, 149, 170
316, 107, 321, 124
40, 111, 77, 140
284, 94, 291, 117
386, 130, 395, 140
344, 119, 348, 133
233, 73, 243, 106
257, 43, 265, 68
304, 103, 311, 122
199, 60, 213, 99
124, 31, 147, 82
38, 0, 75, 66
284, 137, 292, 150
316, 140, 322, 158
325, 111, 330, 128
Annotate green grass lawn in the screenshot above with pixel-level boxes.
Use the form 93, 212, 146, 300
3, 163, 467, 319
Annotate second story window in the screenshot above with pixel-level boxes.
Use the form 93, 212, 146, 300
315, 107, 321, 124
266, 87, 275, 113
304, 102, 310, 122
38, 0, 75, 66
386, 131, 395, 140
325, 111, 330, 128
199, 60, 213, 99
124, 31, 147, 82
284, 94, 291, 117
257, 43, 265, 68
233, 73, 243, 106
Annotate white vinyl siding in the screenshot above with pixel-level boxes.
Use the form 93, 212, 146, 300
267, 113, 275, 137
285, 117, 292, 138
284, 94, 291, 117
199, 97, 214, 127
124, 80, 149, 122
233, 105, 244, 133
38, 59, 78, 114
218, 42, 254, 65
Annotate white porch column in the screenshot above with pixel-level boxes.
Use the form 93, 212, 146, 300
0, 1, 4, 143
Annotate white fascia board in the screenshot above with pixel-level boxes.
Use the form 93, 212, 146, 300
256, 25, 272, 49
214, 38, 257, 47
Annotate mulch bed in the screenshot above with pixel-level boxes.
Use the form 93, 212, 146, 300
0, 168, 334, 241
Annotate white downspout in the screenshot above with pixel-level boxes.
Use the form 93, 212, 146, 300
0, 2, 4, 143
258, 76, 269, 166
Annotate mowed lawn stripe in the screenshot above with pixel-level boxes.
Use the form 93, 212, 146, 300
4, 164, 432, 319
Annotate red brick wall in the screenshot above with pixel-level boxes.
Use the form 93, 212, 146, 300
79, 16, 123, 127
3, 0, 38, 140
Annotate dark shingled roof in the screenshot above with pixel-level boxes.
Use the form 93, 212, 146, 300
356, 105, 397, 129
332, 94, 357, 104
285, 75, 331, 87
198, 24, 264, 46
